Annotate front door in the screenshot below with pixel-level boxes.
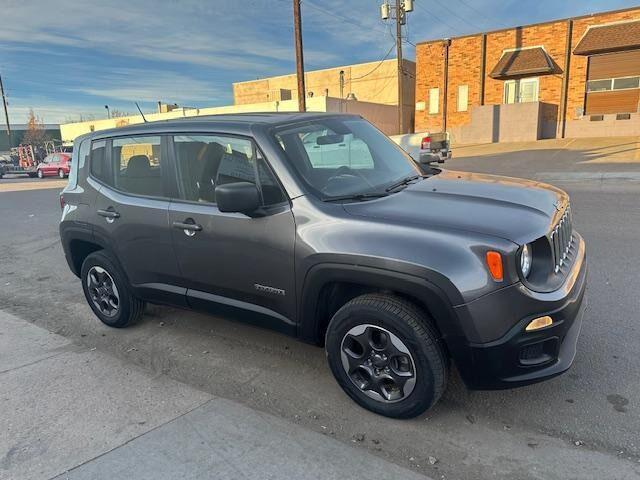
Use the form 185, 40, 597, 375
89, 135, 184, 304
43, 154, 57, 175
167, 133, 296, 330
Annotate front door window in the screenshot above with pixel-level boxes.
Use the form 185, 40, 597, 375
504, 78, 539, 104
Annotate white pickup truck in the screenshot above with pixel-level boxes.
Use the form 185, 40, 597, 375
296, 128, 451, 171
390, 131, 451, 165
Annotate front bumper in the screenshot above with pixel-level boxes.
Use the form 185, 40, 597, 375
449, 233, 587, 390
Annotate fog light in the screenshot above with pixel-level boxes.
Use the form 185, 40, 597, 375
526, 315, 553, 331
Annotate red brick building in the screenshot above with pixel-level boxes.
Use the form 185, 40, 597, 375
415, 6, 640, 143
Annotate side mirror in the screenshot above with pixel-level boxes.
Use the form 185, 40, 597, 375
215, 182, 260, 215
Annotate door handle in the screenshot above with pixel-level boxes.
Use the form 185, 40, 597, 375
172, 221, 202, 237
97, 209, 120, 223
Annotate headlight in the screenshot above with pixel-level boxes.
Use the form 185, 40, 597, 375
520, 243, 532, 278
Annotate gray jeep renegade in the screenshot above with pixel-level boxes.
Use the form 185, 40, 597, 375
60, 113, 587, 418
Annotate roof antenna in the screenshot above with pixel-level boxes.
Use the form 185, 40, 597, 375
135, 102, 148, 123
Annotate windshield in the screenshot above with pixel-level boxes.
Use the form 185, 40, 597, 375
272, 117, 421, 200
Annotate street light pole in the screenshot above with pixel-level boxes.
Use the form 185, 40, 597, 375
0, 73, 11, 140
105, 105, 110, 119
293, 0, 306, 112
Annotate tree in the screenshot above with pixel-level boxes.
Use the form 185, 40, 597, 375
21, 109, 49, 146
109, 109, 132, 118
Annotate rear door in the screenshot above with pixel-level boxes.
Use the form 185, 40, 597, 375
89, 135, 185, 305
167, 133, 296, 328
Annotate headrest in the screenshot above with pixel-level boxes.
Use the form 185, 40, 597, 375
126, 155, 151, 176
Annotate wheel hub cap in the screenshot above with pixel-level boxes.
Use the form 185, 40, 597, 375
340, 324, 417, 403
87, 266, 120, 318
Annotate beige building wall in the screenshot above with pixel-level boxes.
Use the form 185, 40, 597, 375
59, 96, 400, 143
233, 59, 415, 132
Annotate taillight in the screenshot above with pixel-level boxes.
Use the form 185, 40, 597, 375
420, 136, 431, 150
59, 193, 65, 210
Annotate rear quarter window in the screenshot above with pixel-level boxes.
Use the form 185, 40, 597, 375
89, 140, 108, 184
68, 140, 90, 189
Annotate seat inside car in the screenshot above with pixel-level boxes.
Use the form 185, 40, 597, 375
197, 142, 225, 202
120, 154, 163, 197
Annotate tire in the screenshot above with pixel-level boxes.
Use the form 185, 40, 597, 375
325, 293, 448, 419
58, 169, 66, 179
37, 169, 44, 179
80, 250, 145, 328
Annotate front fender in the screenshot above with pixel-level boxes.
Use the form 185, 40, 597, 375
297, 257, 465, 345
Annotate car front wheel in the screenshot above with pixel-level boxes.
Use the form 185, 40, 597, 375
37, 169, 44, 179
58, 169, 66, 179
325, 293, 448, 418
80, 251, 145, 328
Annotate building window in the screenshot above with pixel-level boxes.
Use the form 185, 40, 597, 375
457, 85, 468, 112
428, 88, 439, 114
503, 78, 539, 104
587, 76, 640, 92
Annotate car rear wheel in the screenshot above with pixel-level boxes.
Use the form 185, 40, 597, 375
58, 169, 66, 179
80, 251, 145, 328
325, 293, 448, 418
37, 169, 44, 179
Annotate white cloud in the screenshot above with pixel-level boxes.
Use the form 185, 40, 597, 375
71, 68, 226, 103
0, 0, 338, 72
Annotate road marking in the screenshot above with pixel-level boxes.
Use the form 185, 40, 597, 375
0, 180, 67, 193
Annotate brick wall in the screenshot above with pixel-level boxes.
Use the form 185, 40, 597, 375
415, 6, 640, 136
567, 8, 640, 121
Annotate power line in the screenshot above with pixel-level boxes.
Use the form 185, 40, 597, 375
350, 43, 396, 80
303, 0, 388, 35
430, 0, 485, 31
455, 0, 510, 28
414, 2, 462, 33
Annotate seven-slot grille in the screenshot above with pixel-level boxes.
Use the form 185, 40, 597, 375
550, 205, 573, 273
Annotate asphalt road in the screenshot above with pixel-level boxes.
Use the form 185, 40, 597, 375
1, 141, 639, 479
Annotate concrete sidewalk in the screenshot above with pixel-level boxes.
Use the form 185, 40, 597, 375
0, 311, 430, 480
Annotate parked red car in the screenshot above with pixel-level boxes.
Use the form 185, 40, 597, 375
37, 153, 72, 179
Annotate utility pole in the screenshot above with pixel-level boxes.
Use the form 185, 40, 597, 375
0, 73, 11, 140
381, 0, 413, 134
395, 0, 404, 134
293, 0, 306, 112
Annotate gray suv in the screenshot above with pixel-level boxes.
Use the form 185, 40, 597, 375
60, 113, 587, 418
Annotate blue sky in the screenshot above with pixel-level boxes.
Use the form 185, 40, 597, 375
0, 0, 637, 124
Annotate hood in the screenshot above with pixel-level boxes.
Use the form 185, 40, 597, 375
343, 169, 569, 244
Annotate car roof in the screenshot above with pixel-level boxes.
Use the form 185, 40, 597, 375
79, 112, 361, 142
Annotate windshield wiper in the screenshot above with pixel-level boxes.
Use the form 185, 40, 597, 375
385, 174, 423, 193
323, 192, 389, 202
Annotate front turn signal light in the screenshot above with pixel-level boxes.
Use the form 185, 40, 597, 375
526, 316, 553, 331
485, 251, 503, 281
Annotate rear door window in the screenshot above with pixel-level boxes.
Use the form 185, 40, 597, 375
112, 136, 164, 197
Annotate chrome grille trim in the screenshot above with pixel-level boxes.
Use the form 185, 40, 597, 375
550, 205, 573, 273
